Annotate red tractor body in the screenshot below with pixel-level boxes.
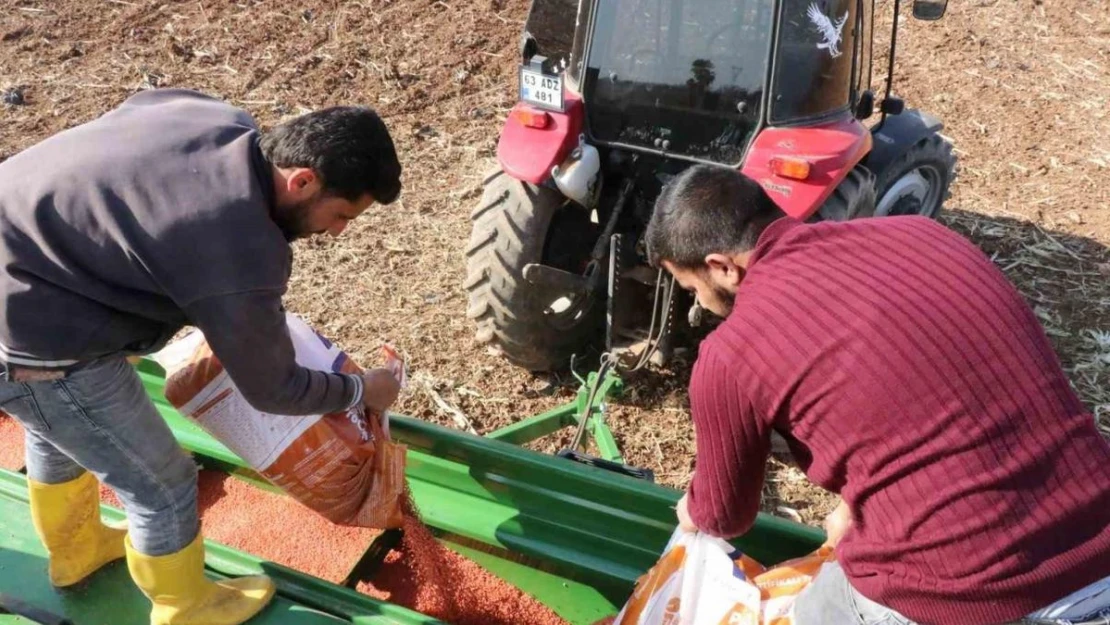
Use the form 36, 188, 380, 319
468, 0, 955, 372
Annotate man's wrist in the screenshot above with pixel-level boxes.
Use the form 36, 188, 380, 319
345, 373, 364, 410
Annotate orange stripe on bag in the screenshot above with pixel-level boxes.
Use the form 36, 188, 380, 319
736, 554, 767, 580
717, 602, 758, 625
753, 546, 834, 602
616, 545, 687, 625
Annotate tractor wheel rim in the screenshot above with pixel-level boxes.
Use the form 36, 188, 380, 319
876, 167, 941, 217
544, 292, 593, 330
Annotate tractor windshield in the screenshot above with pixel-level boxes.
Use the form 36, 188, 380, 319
580, 0, 774, 165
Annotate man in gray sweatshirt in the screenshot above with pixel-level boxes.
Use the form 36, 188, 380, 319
0, 88, 403, 625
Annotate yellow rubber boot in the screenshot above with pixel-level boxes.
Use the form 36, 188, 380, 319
28, 472, 128, 587
125, 534, 276, 625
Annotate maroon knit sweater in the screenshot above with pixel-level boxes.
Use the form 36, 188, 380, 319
686, 216, 1110, 625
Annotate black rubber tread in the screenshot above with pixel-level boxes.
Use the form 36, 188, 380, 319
817, 165, 878, 222
874, 133, 957, 219
465, 170, 602, 371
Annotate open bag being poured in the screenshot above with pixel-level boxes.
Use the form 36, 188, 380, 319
153, 313, 407, 529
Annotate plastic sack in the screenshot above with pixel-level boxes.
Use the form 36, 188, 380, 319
155, 314, 407, 529
610, 528, 835, 625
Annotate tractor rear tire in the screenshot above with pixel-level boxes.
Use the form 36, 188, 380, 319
817, 166, 877, 222
874, 134, 957, 219
465, 170, 603, 372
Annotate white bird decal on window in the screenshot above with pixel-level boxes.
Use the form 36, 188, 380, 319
807, 3, 850, 58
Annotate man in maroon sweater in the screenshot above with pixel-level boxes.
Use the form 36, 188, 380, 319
646, 165, 1110, 625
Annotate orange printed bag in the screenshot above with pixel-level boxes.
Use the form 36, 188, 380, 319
155, 314, 406, 529
608, 528, 835, 625
752, 546, 835, 625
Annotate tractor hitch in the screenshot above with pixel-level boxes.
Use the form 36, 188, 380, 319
483, 354, 657, 481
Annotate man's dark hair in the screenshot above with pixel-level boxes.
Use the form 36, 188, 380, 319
646, 165, 785, 269
261, 106, 402, 204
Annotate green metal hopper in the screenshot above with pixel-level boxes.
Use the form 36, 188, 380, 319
0, 360, 824, 624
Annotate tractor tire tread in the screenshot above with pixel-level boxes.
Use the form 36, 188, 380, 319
465, 170, 600, 371
875, 133, 957, 218
818, 166, 878, 221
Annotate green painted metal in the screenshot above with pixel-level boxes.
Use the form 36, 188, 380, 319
0, 361, 826, 623
134, 360, 628, 620
389, 415, 822, 581
485, 368, 626, 462
484, 401, 578, 445
0, 469, 443, 625
126, 359, 825, 623
589, 404, 622, 462
581, 370, 625, 462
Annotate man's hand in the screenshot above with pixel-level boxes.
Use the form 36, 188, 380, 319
676, 492, 699, 533
822, 498, 853, 548
361, 368, 401, 414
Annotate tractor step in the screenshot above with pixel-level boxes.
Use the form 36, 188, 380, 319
523, 263, 591, 293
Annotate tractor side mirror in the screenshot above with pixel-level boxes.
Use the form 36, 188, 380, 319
912, 0, 948, 20
880, 96, 905, 116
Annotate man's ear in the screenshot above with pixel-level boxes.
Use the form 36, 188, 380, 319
704, 253, 737, 276
704, 253, 744, 287
286, 168, 318, 193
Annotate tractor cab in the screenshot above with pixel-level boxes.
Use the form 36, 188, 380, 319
466, 0, 955, 373
520, 0, 874, 166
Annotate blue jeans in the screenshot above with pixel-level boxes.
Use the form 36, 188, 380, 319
0, 357, 199, 556
795, 562, 1110, 625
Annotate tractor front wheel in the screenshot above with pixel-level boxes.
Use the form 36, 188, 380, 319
465, 170, 603, 372
874, 134, 957, 219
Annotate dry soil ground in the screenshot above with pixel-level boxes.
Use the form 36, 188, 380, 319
2, 0, 1108, 527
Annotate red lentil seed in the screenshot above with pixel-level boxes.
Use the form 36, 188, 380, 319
0, 413, 26, 471
97, 471, 572, 624
358, 491, 570, 625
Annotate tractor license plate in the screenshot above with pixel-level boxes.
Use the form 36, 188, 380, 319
520, 67, 564, 112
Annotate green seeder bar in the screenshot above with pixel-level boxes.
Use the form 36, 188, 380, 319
0, 360, 823, 625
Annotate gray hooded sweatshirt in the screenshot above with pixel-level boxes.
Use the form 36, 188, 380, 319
0, 88, 360, 415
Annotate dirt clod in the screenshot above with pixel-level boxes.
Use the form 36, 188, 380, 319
2, 87, 25, 106
1, 26, 31, 42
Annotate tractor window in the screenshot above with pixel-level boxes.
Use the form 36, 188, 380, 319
580, 0, 775, 165
857, 0, 874, 95
771, 0, 858, 123
524, 0, 582, 72
569, 0, 595, 84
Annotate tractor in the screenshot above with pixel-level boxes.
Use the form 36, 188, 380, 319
466, 0, 956, 372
